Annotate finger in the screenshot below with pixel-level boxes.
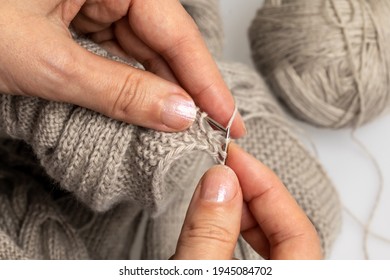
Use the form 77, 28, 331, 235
98, 40, 129, 58
89, 27, 115, 43
80, 0, 129, 24
173, 165, 243, 260
89, 24, 177, 83
72, 11, 111, 34
87, 28, 138, 64
127, 0, 246, 138
64, 41, 196, 131
241, 202, 271, 259
114, 18, 178, 84
14, 33, 196, 131
226, 143, 323, 259
71, 0, 129, 33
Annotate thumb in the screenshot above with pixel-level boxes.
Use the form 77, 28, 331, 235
173, 165, 243, 260
0, 3, 196, 132
57, 40, 197, 131
16, 37, 196, 132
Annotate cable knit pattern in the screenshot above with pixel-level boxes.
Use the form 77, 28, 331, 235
0, 52, 226, 214
0, 138, 144, 260
0, 0, 341, 259
0, 167, 89, 259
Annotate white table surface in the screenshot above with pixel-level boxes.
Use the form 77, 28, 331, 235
220, 0, 390, 260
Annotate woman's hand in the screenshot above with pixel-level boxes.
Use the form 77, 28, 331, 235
0, 0, 245, 135
173, 143, 323, 259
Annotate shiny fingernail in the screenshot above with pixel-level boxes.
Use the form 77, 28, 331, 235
162, 95, 196, 129
200, 166, 237, 203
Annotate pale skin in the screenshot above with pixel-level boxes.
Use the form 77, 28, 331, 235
0, 0, 322, 259
0, 0, 245, 135
173, 143, 323, 260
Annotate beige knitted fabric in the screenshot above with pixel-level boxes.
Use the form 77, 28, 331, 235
142, 61, 341, 259
0, 0, 341, 259
0, 138, 145, 259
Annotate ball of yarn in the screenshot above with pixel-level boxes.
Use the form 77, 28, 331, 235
249, 0, 390, 128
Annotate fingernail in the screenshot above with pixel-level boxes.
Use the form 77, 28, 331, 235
162, 94, 197, 129
200, 166, 238, 203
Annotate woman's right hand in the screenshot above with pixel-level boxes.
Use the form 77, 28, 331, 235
172, 143, 323, 260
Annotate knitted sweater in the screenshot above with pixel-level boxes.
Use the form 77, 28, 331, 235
0, 0, 341, 259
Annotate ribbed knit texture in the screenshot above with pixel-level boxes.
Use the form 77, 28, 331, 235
142, 61, 341, 259
0, 0, 341, 259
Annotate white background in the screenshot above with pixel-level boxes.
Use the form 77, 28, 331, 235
1, 260, 389, 279
220, 0, 390, 259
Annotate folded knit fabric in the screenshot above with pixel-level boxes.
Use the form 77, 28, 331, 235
0, 138, 145, 259
142, 0, 341, 259
0, 0, 226, 259
0, 0, 341, 259
142, 61, 342, 259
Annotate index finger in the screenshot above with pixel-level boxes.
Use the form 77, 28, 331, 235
127, 0, 246, 138
226, 143, 323, 259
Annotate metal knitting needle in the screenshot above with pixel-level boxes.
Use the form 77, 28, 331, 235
206, 117, 228, 134
206, 116, 231, 165
206, 106, 238, 165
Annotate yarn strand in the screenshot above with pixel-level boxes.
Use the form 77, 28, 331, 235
249, 0, 390, 128
350, 131, 387, 259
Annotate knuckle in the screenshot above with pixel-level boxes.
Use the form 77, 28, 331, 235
268, 228, 308, 248
108, 72, 147, 119
41, 45, 79, 89
102, 0, 129, 19
161, 35, 192, 62
181, 219, 236, 247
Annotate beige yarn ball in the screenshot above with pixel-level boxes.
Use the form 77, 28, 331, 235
249, 0, 390, 128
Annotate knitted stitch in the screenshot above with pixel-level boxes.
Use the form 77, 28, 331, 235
0, 137, 147, 259
142, 61, 341, 259
0, 0, 341, 259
